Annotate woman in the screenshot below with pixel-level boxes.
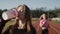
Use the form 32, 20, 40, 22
3, 4, 36, 34
39, 13, 49, 34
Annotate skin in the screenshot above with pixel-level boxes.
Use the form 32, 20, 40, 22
15, 5, 26, 29
40, 14, 46, 26
16, 5, 31, 33
2, 5, 36, 34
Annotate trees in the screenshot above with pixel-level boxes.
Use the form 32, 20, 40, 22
31, 8, 45, 18
31, 8, 60, 18
0, 9, 3, 18
0, 8, 60, 18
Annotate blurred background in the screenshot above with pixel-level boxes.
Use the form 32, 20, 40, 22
0, 0, 60, 34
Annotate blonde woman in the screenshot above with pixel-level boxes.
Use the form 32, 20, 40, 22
3, 4, 36, 34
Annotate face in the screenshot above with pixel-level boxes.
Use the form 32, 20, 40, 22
17, 6, 25, 14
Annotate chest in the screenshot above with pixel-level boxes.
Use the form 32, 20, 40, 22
13, 29, 27, 34
18, 20, 26, 29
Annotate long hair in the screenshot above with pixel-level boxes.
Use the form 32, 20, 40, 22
9, 4, 32, 34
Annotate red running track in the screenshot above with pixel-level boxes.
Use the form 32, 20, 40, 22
33, 21, 60, 34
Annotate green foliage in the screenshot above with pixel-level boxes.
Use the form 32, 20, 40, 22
31, 8, 45, 18
0, 9, 3, 18
31, 8, 60, 18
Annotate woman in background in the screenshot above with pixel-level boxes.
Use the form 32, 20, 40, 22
39, 13, 49, 34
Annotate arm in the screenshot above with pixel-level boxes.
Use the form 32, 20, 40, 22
2, 25, 12, 34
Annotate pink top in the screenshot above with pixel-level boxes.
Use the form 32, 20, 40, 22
40, 19, 49, 28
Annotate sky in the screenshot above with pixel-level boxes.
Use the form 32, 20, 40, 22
0, 0, 60, 10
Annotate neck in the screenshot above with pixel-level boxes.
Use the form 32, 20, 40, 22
18, 20, 25, 29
